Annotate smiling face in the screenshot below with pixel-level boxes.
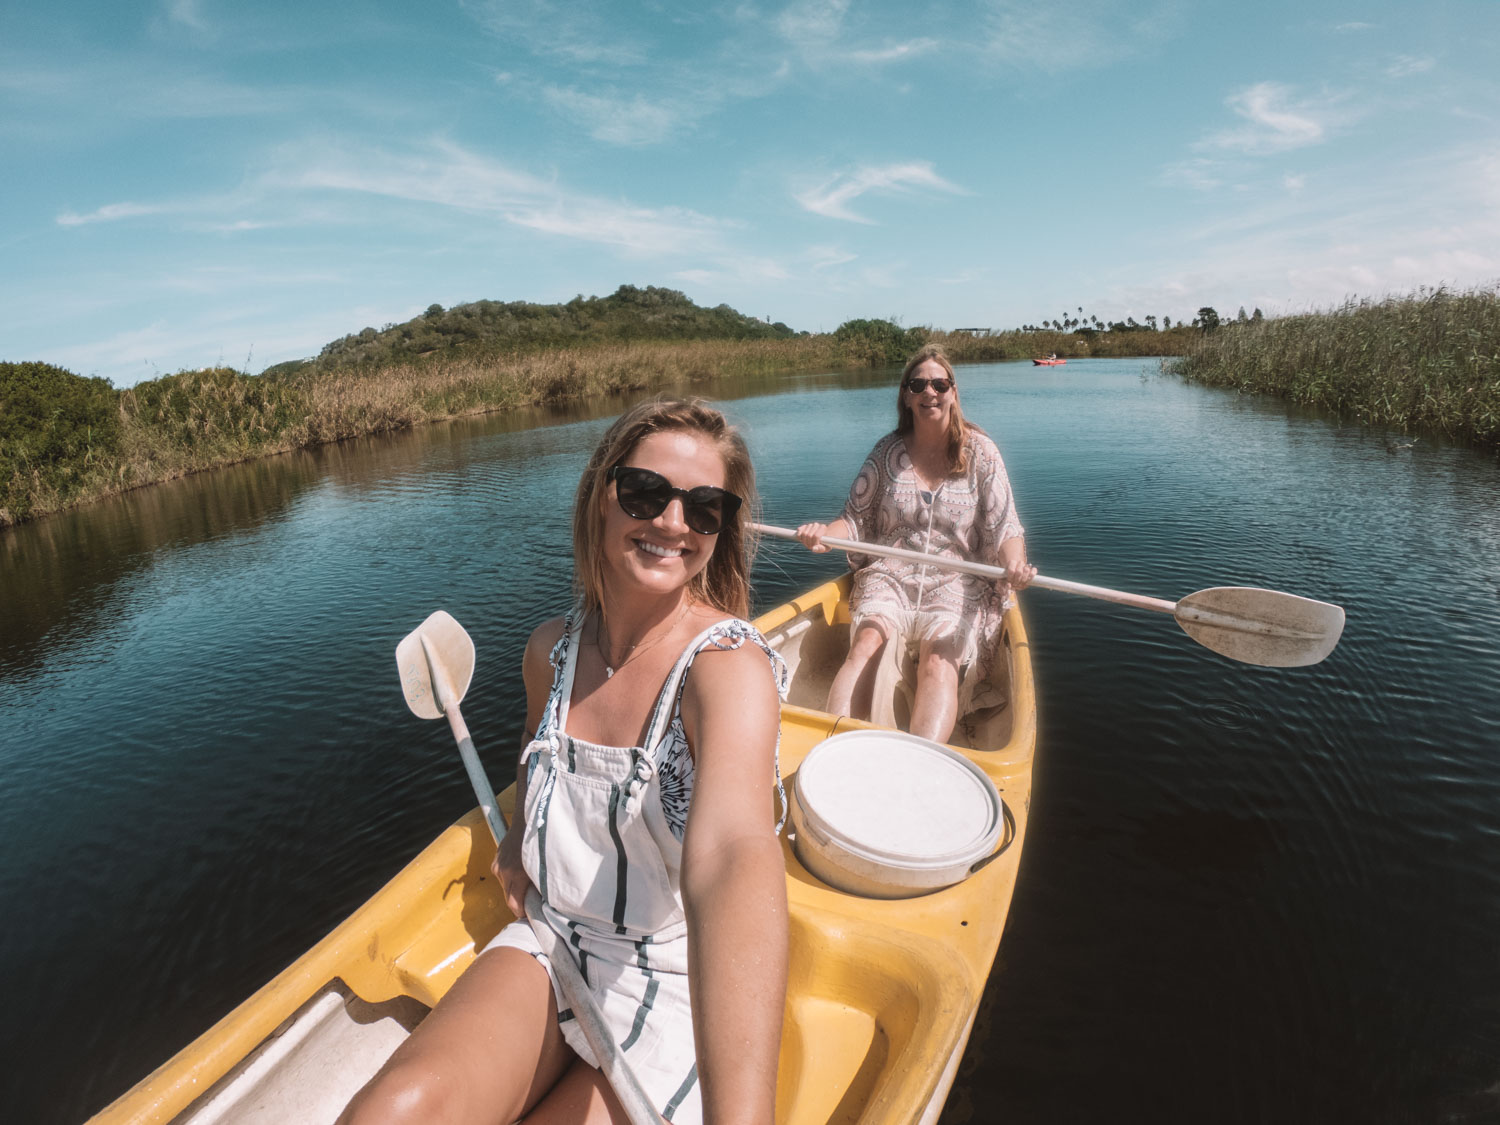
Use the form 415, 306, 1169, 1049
903, 358, 957, 431
601, 429, 728, 599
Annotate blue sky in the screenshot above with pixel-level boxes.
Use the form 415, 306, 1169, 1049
4, 0, 1498, 385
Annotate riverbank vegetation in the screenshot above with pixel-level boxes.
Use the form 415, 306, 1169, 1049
1171, 286, 1500, 450
3, 284, 1180, 528
10, 283, 1495, 528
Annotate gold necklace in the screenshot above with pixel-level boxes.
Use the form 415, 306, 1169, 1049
596, 603, 689, 678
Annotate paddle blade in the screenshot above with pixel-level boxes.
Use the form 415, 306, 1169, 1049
1174, 587, 1345, 668
395, 610, 475, 719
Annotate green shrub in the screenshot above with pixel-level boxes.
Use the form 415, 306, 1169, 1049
262, 285, 799, 377
0, 361, 121, 521
833, 319, 928, 365
121, 367, 306, 460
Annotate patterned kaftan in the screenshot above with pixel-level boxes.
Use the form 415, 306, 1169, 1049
839, 428, 1024, 678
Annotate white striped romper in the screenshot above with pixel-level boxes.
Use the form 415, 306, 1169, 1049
483, 611, 788, 1124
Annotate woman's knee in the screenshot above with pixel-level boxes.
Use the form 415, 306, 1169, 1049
341, 1058, 466, 1125
919, 645, 959, 676
849, 623, 888, 658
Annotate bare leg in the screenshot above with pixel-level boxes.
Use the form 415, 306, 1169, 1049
908, 642, 961, 744
339, 947, 575, 1125
522, 1056, 638, 1124
826, 623, 888, 721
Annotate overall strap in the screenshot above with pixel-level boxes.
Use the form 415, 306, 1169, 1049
640, 621, 727, 756
553, 610, 586, 733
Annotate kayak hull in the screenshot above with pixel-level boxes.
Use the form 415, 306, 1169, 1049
92, 575, 1036, 1125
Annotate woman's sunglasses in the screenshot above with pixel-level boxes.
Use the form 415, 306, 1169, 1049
905, 376, 954, 394
609, 466, 742, 535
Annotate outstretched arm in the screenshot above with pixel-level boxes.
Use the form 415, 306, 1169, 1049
680, 643, 788, 1125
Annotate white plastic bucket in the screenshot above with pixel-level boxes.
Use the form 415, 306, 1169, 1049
789, 729, 1004, 899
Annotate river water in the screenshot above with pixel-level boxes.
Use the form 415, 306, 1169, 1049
3, 359, 1499, 1123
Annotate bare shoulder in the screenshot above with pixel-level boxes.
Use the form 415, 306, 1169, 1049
523, 616, 568, 679
527, 616, 568, 653
681, 623, 779, 722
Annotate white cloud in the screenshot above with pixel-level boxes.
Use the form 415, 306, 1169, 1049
462, 0, 649, 65
776, 0, 851, 45
795, 162, 966, 223
847, 39, 938, 64
1131, 145, 1500, 317
978, 0, 1181, 73
57, 201, 174, 227
166, 0, 209, 33
1162, 158, 1226, 191
1283, 173, 1306, 193
540, 87, 686, 146
1201, 82, 1335, 155
1386, 55, 1435, 78
273, 139, 733, 255
807, 245, 857, 271
1335, 21, 1376, 32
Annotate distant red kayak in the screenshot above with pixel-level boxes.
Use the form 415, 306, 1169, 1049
1032, 358, 1067, 366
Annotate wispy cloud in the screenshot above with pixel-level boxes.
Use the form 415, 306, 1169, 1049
1386, 54, 1435, 78
1334, 21, 1376, 32
1161, 158, 1226, 191
540, 86, 688, 146
775, 0, 851, 45
807, 245, 858, 271
57, 201, 175, 227
979, 0, 1181, 72
463, 0, 649, 65
1140, 144, 1500, 315
1283, 173, 1307, 193
796, 162, 966, 223
165, 0, 210, 33
1200, 82, 1338, 155
274, 139, 734, 255
847, 39, 939, 64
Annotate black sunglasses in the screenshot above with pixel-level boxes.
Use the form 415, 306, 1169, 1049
608, 466, 742, 535
905, 376, 954, 394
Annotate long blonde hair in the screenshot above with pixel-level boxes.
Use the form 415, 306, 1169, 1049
572, 398, 756, 618
896, 343, 973, 476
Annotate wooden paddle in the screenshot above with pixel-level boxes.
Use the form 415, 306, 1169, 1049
396, 611, 662, 1125
751, 523, 1345, 668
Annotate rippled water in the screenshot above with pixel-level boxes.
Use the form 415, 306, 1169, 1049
3, 360, 1499, 1123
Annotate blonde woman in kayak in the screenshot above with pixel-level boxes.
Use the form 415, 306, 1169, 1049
796, 344, 1035, 744
343, 399, 788, 1124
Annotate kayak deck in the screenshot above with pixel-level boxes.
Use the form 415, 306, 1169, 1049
93, 576, 1036, 1125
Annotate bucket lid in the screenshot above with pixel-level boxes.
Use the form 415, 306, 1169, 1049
794, 730, 1001, 871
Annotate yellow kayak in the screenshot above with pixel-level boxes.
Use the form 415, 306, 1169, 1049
91, 575, 1036, 1124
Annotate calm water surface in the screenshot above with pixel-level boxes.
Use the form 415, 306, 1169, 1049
3, 360, 1499, 1123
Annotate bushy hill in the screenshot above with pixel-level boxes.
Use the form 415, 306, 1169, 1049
264, 285, 798, 377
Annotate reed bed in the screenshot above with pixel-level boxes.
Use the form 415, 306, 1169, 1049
1170, 287, 1500, 449
1, 327, 1203, 529
3, 337, 846, 528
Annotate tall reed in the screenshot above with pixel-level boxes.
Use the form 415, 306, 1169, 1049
1170, 287, 1500, 448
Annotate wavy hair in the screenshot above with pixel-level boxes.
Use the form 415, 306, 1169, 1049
572, 397, 756, 619
896, 343, 974, 476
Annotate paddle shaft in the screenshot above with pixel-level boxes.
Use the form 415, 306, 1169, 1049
419, 643, 663, 1125
751, 523, 1177, 614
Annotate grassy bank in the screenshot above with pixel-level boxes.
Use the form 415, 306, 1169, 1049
0, 339, 814, 528
1, 311, 1193, 530
1170, 286, 1500, 449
